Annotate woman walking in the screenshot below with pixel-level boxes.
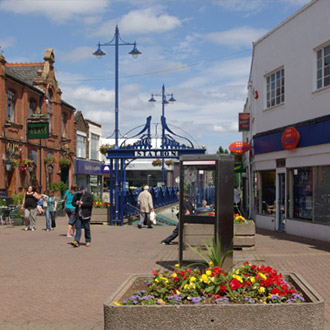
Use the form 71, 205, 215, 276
21, 185, 40, 231
64, 184, 77, 238
45, 189, 57, 231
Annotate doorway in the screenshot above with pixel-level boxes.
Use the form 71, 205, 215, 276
277, 173, 286, 232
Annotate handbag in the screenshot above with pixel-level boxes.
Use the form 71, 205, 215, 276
149, 211, 156, 225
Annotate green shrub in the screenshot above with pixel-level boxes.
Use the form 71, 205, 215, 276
12, 193, 24, 206
48, 181, 68, 192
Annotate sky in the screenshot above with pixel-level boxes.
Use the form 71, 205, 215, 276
0, 0, 311, 153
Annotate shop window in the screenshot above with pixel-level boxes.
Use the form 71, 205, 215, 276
313, 166, 330, 225
288, 168, 313, 221
77, 134, 86, 158
316, 44, 330, 89
7, 89, 15, 122
254, 170, 276, 215
90, 134, 99, 160
266, 68, 284, 108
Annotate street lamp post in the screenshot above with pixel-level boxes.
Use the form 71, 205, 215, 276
148, 84, 176, 184
93, 26, 141, 224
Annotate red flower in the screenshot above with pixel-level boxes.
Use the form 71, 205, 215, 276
229, 279, 241, 290
270, 288, 281, 295
214, 294, 221, 299
219, 285, 227, 294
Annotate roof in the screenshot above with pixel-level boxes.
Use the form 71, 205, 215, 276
6, 64, 43, 86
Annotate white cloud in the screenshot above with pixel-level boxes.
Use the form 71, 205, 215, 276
91, 8, 181, 37
60, 47, 95, 62
0, 36, 16, 49
0, 0, 108, 22
206, 27, 268, 48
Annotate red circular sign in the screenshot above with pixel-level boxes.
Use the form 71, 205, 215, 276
229, 141, 251, 154
281, 127, 300, 150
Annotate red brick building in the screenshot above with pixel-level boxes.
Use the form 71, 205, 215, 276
0, 49, 75, 196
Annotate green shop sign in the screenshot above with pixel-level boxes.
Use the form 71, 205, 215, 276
234, 162, 244, 173
27, 122, 49, 139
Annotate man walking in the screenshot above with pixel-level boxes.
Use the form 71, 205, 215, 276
71, 186, 93, 247
137, 185, 154, 229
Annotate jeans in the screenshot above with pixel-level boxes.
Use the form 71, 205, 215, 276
139, 212, 152, 227
66, 208, 76, 225
24, 208, 37, 229
74, 217, 91, 243
45, 209, 56, 230
163, 224, 179, 244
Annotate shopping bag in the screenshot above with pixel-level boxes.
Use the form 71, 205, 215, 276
149, 211, 156, 225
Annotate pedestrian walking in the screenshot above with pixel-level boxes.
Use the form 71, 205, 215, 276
71, 186, 93, 247
45, 189, 57, 231
64, 184, 77, 238
21, 185, 40, 231
234, 186, 242, 215
137, 185, 154, 229
161, 192, 195, 245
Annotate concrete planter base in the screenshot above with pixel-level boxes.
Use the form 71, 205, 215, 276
233, 222, 256, 249
104, 273, 324, 330
91, 208, 109, 224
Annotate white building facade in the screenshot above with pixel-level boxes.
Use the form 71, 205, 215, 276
243, 0, 330, 242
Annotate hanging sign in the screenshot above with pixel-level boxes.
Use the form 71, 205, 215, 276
229, 141, 251, 154
27, 122, 49, 139
238, 113, 250, 132
281, 126, 300, 150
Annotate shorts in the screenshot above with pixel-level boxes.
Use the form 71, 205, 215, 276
66, 208, 76, 225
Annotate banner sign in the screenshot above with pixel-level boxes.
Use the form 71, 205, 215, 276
229, 141, 251, 154
238, 113, 250, 132
27, 122, 49, 139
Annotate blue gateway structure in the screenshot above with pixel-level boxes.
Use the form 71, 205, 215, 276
103, 114, 206, 225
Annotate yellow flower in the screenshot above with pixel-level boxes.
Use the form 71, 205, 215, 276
201, 274, 210, 284
209, 261, 213, 266
258, 273, 267, 280
206, 270, 212, 276
188, 283, 196, 290
250, 277, 256, 284
189, 276, 196, 283
113, 302, 121, 306
234, 269, 240, 275
160, 277, 168, 283
171, 272, 177, 278
176, 290, 181, 295
210, 277, 215, 283
175, 264, 179, 268
157, 299, 165, 305
184, 284, 189, 290
258, 287, 265, 294
155, 278, 159, 283
233, 275, 243, 283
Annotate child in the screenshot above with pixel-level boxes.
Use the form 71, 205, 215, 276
37, 194, 47, 215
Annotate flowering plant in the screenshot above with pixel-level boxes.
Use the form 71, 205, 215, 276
93, 201, 110, 208
115, 262, 304, 306
99, 144, 115, 155
233, 213, 251, 224
4, 158, 18, 167
165, 159, 174, 166
44, 157, 57, 167
59, 157, 71, 168
18, 158, 33, 172
152, 159, 162, 167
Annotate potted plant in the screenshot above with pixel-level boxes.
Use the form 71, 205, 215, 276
91, 194, 110, 224
233, 214, 256, 249
13, 209, 24, 226
18, 159, 33, 172
44, 157, 57, 173
152, 159, 162, 167
59, 157, 71, 169
165, 159, 174, 166
4, 158, 17, 172
100, 144, 115, 155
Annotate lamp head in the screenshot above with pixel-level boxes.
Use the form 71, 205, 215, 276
93, 43, 106, 58
129, 42, 141, 59
148, 94, 156, 103
168, 94, 176, 103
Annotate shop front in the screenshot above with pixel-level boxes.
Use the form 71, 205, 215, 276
250, 117, 330, 242
74, 159, 103, 196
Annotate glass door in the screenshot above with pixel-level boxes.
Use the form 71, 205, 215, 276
277, 173, 286, 231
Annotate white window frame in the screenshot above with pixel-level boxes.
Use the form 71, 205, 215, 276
316, 43, 330, 90
266, 68, 285, 109
90, 133, 99, 160
76, 132, 86, 159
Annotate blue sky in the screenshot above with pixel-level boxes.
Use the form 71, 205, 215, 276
0, 0, 310, 153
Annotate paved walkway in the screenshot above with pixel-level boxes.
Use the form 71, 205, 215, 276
0, 216, 330, 330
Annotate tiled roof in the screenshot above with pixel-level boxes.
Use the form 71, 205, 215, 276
6, 65, 43, 87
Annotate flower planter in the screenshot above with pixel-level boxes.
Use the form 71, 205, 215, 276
233, 222, 256, 249
104, 273, 324, 330
13, 216, 24, 226
5, 163, 12, 172
91, 208, 109, 224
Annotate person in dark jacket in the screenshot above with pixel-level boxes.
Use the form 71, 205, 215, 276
71, 186, 93, 247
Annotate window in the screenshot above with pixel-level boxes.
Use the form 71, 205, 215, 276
313, 166, 330, 225
29, 98, 37, 117
47, 90, 53, 131
7, 90, 15, 121
62, 113, 67, 138
77, 134, 86, 158
316, 45, 330, 89
90, 134, 99, 160
254, 170, 276, 215
266, 68, 284, 108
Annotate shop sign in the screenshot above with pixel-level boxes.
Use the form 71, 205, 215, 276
281, 127, 300, 150
229, 141, 251, 154
27, 122, 49, 139
234, 162, 244, 173
238, 113, 250, 132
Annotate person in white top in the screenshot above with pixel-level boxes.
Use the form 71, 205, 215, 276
137, 185, 154, 228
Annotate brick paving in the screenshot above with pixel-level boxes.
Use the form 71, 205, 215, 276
0, 215, 330, 330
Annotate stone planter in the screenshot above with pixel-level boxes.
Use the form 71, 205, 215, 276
91, 208, 109, 224
233, 222, 256, 249
104, 273, 324, 330
13, 217, 24, 226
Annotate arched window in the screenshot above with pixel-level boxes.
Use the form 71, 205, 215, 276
29, 98, 37, 117
47, 89, 53, 131
62, 113, 67, 138
7, 89, 15, 122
